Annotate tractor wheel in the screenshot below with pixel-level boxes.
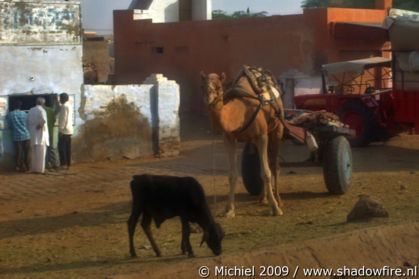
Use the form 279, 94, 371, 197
323, 136, 352, 194
337, 100, 377, 147
241, 143, 263, 196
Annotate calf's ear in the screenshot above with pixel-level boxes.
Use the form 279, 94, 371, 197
216, 223, 225, 238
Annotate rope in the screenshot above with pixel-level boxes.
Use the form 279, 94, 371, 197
211, 132, 217, 213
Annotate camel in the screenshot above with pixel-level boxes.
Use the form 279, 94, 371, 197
201, 70, 285, 217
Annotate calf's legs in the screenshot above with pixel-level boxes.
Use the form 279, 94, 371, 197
180, 217, 194, 257
128, 209, 140, 258
128, 207, 161, 257
141, 213, 161, 257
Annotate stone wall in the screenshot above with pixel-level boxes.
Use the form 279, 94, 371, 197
77, 74, 180, 162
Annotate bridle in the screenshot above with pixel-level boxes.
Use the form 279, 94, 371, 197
203, 80, 224, 107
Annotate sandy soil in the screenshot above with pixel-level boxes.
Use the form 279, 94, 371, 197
0, 114, 418, 278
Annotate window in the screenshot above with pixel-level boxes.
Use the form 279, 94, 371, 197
152, 46, 164, 54
8, 94, 56, 112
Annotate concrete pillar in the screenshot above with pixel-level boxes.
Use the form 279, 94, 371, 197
192, 0, 212, 20
283, 79, 296, 109
375, 0, 392, 10
144, 74, 181, 157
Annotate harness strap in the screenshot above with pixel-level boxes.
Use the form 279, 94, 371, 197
225, 65, 287, 135
233, 97, 263, 135
226, 87, 287, 135
224, 87, 260, 102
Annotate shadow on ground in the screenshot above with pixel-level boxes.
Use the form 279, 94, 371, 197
0, 201, 131, 239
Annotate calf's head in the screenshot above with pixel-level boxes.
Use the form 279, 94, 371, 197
201, 222, 224, 255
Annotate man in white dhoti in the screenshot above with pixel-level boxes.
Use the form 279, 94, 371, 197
27, 97, 49, 174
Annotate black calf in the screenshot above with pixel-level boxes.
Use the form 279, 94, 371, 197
128, 174, 224, 257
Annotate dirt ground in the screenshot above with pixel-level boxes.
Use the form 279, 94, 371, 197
0, 114, 418, 279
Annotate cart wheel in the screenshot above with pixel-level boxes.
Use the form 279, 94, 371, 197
323, 136, 352, 194
241, 143, 263, 196
337, 100, 377, 147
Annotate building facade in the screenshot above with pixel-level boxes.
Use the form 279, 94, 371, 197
0, 0, 182, 169
114, 1, 391, 112
0, 0, 83, 168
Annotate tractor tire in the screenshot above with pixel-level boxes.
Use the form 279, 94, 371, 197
323, 136, 352, 194
241, 143, 263, 196
337, 100, 377, 147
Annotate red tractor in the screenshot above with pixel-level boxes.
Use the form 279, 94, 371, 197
294, 57, 394, 147
294, 18, 419, 147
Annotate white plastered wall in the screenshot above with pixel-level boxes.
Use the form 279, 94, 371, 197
82, 74, 180, 159
0, 45, 83, 128
133, 0, 211, 22
133, 0, 179, 22
0, 45, 83, 168
0, 45, 83, 106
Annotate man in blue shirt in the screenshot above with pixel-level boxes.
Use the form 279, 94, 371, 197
8, 100, 31, 172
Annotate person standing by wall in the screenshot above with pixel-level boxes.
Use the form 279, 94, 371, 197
27, 97, 49, 174
7, 100, 31, 172
57, 93, 73, 170
44, 103, 60, 170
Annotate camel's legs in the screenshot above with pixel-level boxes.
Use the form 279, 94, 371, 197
256, 134, 283, 216
257, 142, 268, 205
268, 133, 284, 207
259, 184, 269, 205
224, 134, 238, 218
270, 154, 283, 207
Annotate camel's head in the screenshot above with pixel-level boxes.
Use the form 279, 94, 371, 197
200, 71, 226, 106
